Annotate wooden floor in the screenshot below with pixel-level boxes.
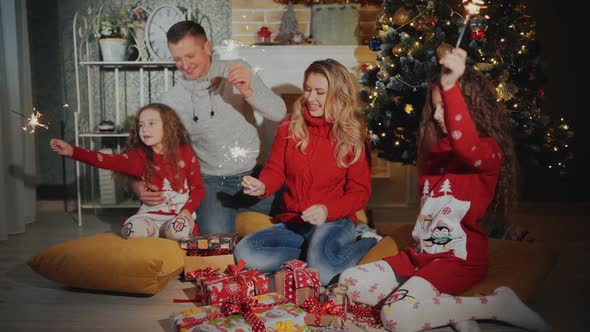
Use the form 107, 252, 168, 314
0, 201, 588, 331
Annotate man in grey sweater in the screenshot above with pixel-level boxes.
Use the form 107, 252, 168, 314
134, 21, 286, 234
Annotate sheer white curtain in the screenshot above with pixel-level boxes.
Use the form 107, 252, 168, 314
0, 0, 37, 241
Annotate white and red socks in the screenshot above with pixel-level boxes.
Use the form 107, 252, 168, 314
121, 217, 158, 238
339, 260, 403, 306
163, 216, 193, 240
380, 276, 550, 332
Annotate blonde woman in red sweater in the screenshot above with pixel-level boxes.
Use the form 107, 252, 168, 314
234, 59, 378, 286
338, 49, 549, 331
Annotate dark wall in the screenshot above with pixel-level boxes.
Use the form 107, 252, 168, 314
522, 2, 589, 201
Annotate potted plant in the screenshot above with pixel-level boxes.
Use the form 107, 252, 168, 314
93, 4, 132, 61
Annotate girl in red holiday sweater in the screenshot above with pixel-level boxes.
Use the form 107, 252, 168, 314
339, 49, 549, 331
50, 103, 204, 240
233, 59, 378, 285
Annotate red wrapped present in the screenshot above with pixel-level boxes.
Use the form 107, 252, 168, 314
201, 259, 269, 305
169, 293, 308, 332
275, 259, 320, 306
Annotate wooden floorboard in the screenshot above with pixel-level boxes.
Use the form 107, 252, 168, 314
0, 201, 586, 331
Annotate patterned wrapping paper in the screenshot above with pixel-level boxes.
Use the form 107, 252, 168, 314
274, 259, 320, 306
201, 260, 270, 305
180, 233, 240, 250
169, 292, 309, 332
301, 298, 346, 328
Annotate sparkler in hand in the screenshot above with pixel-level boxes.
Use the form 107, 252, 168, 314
12, 108, 49, 133
220, 140, 259, 166
456, 0, 486, 48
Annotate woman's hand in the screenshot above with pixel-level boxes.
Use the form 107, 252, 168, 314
242, 175, 266, 196
439, 48, 467, 91
227, 64, 253, 98
50, 139, 73, 157
131, 180, 165, 206
302, 204, 328, 226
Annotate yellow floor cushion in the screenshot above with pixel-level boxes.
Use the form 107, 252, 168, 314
390, 224, 558, 300
27, 233, 185, 295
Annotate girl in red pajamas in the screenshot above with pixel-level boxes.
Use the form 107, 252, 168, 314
50, 103, 204, 240
339, 49, 549, 331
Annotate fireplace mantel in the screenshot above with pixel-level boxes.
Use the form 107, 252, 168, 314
214, 45, 376, 94
213, 44, 417, 208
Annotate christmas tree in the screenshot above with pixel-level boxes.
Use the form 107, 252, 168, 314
275, 2, 299, 44
361, 0, 573, 174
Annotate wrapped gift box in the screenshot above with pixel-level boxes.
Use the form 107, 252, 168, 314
169, 292, 309, 332
183, 254, 234, 281
201, 260, 269, 305
301, 298, 346, 328
180, 233, 240, 250
275, 259, 320, 306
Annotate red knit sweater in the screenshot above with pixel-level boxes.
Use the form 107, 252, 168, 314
384, 83, 503, 294
71, 145, 205, 216
258, 109, 372, 224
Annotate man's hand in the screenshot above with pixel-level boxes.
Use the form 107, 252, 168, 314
131, 180, 165, 206
227, 64, 253, 98
50, 139, 73, 157
439, 48, 467, 91
302, 204, 328, 226
241, 175, 266, 196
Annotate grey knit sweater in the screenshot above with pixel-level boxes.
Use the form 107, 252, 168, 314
160, 59, 286, 176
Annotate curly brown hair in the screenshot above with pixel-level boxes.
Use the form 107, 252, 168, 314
125, 103, 192, 188
418, 69, 517, 226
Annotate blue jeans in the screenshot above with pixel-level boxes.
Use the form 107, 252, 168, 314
196, 170, 280, 234
233, 218, 377, 285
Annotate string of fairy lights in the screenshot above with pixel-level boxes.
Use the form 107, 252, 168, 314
361, 0, 573, 173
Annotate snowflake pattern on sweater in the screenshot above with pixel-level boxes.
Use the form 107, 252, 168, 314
71, 145, 204, 216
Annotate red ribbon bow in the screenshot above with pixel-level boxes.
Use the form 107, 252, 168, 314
221, 296, 266, 332
177, 295, 289, 331
470, 28, 486, 40
301, 298, 346, 327
415, 16, 437, 30
281, 259, 320, 304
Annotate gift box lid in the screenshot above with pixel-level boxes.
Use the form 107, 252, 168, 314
180, 233, 240, 250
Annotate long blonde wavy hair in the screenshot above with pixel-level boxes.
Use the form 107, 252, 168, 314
290, 59, 367, 167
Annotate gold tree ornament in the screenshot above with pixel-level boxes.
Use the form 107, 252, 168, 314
393, 7, 411, 26
436, 43, 453, 60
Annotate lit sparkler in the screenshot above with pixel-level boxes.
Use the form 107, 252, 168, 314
12, 108, 49, 133
220, 140, 259, 166
456, 0, 486, 48
219, 39, 247, 60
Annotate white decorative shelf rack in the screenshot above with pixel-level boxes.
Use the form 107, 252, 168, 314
72, 10, 178, 226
